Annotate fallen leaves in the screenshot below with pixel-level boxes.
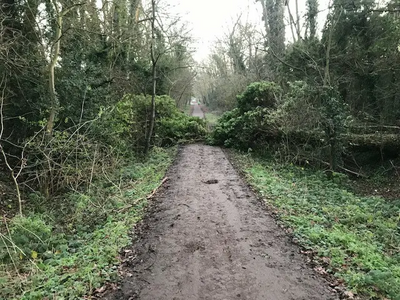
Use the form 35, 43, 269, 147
314, 266, 328, 275
343, 290, 355, 299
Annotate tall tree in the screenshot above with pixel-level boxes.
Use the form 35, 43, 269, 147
258, 0, 285, 80
306, 0, 318, 39
144, 0, 157, 155
47, 1, 83, 136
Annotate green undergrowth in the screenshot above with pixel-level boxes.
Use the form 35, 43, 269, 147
232, 152, 400, 300
204, 112, 220, 127
0, 147, 176, 299
184, 104, 191, 116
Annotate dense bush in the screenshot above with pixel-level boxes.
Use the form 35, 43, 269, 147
236, 81, 282, 112
211, 109, 241, 147
212, 107, 277, 149
95, 94, 207, 153
154, 95, 207, 145
0, 216, 54, 263
24, 130, 115, 197
211, 80, 350, 169
211, 81, 281, 149
272, 81, 321, 133
12, 94, 206, 202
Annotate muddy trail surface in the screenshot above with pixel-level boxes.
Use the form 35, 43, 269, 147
104, 144, 338, 300
191, 103, 204, 118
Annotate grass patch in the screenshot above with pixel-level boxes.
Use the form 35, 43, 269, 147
0, 146, 176, 299
232, 152, 400, 300
183, 104, 191, 116
204, 111, 221, 129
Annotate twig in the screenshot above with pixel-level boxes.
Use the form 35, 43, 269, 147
117, 177, 169, 212
389, 160, 400, 178
2, 216, 20, 275
146, 177, 169, 200
337, 165, 367, 178
301, 156, 367, 178
88, 145, 98, 192
102, 165, 122, 195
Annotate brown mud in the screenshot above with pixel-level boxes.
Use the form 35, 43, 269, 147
103, 144, 338, 300
191, 103, 204, 118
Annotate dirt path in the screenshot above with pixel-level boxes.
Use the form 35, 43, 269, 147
105, 144, 338, 300
191, 103, 204, 118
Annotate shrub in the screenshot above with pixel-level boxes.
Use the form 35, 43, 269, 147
211, 80, 350, 169
211, 108, 241, 147
272, 81, 321, 133
211, 82, 281, 149
101, 94, 207, 152
0, 215, 53, 262
236, 81, 282, 112
24, 130, 116, 197
211, 108, 275, 149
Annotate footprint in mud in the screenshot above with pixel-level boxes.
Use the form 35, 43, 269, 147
184, 241, 206, 253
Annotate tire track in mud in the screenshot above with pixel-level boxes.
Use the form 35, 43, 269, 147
105, 144, 338, 300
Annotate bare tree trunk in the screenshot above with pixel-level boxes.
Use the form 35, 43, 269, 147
286, 0, 301, 42
46, 2, 81, 136
323, 19, 333, 86
46, 1, 62, 136
287, 4, 297, 42
295, 0, 301, 39
144, 0, 157, 155
324, 2, 340, 86
259, 1, 270, 41
258, 0, 285, 80
323, 3, 343, 173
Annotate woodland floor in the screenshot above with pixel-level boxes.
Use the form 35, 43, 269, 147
103, 143, 339, 300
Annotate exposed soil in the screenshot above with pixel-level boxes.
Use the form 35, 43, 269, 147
103, 144, 338, 300
191, 103, 204, 118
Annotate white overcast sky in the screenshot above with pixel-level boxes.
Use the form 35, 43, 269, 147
166, 0, 262, 61
165, 0, 331, 62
